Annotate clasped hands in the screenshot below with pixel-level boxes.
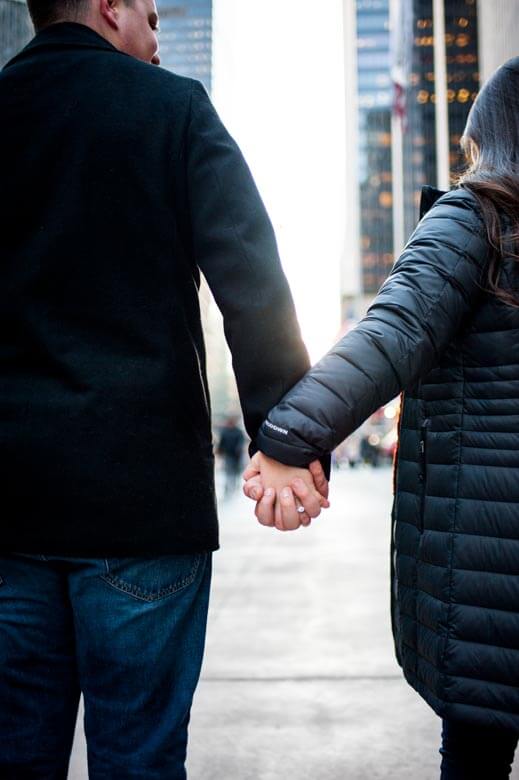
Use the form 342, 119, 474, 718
242, 452, 330, 531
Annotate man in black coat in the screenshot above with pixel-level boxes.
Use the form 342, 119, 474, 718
0, 0, 324, 775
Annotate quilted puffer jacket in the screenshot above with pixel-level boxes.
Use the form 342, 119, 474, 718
256, 186, 519, 731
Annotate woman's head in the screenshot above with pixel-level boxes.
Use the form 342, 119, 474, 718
459, 58, 519, 306
461, 57, 519, 178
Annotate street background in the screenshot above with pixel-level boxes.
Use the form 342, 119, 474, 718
69, 465, 519, 779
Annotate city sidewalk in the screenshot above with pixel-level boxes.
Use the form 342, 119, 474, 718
69, 466, 519, 779
186, 466, 441, 780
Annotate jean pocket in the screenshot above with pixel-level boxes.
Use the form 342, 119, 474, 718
101, 553, 203, 602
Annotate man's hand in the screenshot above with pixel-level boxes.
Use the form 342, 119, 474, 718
242, 452, 329, 531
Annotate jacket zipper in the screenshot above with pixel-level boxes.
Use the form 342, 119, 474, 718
419, 419, 430, 532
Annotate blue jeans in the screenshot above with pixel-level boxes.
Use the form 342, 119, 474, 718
0, 551, 212, 779
440, 718, 518, 779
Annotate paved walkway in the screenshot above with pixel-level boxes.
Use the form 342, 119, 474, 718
69, 466, 519, 779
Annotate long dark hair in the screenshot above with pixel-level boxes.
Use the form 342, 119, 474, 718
459, 57, 519, 306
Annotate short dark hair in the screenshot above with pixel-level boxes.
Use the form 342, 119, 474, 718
26, 0, 92, 31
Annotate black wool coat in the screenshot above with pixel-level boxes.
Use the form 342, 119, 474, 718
257, 187, 519, 731
0, 23, 309, 555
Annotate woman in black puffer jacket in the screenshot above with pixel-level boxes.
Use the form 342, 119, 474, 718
246, 59, 519, 778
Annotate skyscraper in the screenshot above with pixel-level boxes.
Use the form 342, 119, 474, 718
355, 0, 394, 295
400, 0, 437, 240
342, 0, 480, 315
477, 0, 519, 81
400, 0, 479, 238
0, 0, 31, 67
156, 0, 212, 93
445, 0, 479, 176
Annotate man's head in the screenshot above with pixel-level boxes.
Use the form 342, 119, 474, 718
26, 0, 160, 64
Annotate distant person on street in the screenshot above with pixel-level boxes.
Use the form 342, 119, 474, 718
0, 0, 328, 775
217, 416, 245, 497
245, 59, 519, 779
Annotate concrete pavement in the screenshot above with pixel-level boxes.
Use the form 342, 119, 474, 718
69, 466, 519, 779
186, 465, 441, 780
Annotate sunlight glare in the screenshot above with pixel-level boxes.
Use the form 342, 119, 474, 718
212, 0, 346, 363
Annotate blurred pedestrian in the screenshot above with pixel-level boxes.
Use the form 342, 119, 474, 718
218, 416, 245, 497
359, 434, 380, 468
245, 59, 519, 779
0, 0, 327, 775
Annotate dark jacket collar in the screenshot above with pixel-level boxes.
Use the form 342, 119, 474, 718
4, 22, 120, 68
419, 185, 447, 219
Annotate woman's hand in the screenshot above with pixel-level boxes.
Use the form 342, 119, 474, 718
242, 452, 329, 531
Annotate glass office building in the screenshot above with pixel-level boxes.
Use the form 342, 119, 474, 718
401, 0, 479, 237
156, 0, 212, 94
0, 0, 31, 67
401, 0, 437, 239
445, 0, 479, 176
353, 0, 479, 294
356, 0, 394, 295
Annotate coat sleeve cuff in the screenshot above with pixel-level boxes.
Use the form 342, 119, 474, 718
255, 429, 331, 480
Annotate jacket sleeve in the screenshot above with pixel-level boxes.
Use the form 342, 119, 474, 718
184, 81, 310, 445
255, 190, 491, 466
